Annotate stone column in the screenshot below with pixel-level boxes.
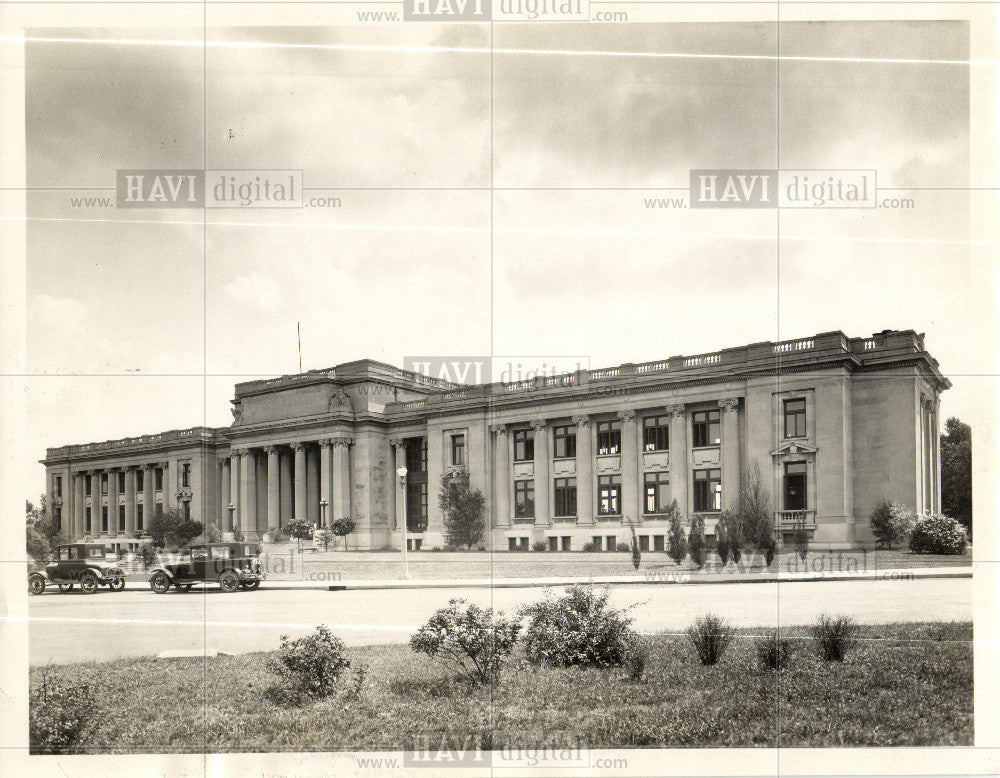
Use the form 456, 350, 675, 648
932, 397, 942, 514
91, 469, 102, 534
332, 437, 353, 523
491, 426, 510, 528
618, 410, 639, 523
390, 440, 407, 531
265, 446, 280, 530
319, 439, 333, 527
107, 468, 118, 538
228, 452, 240, 531
667, 406, 688, 517
142, 465, 154, 529
124, 467, 136, 537
573, 416, 594, 525
293, 442, 308, 522
279, 450, 293, 525
239, 448, 257, 535
719, 398, 740, 512
220, 458, 231, 527
75, 473, 86, 540
531, 420, 550, 525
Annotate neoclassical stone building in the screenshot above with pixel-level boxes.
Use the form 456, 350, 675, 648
41, 329, 949, 553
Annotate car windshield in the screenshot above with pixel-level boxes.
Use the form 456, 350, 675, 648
243, 545, 258, 557
210, 546, 231, 560
59, 548, 73, 560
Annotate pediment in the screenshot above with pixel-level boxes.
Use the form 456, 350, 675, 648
771, 440, 817, 457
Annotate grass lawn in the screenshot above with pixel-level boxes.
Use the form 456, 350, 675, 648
32, 621, 972, 753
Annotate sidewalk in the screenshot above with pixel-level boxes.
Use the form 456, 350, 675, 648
122, 565, 972, 592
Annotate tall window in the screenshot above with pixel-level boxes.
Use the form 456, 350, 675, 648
182, 501, 191, 520
692, 410, 721, 447
693, 468, 722, 512
117, 471, 125, 492
84, 507, 92, 533
101, 473, 109, 495
597, 475, 621, 516
85, 475, 93, 497
53, 475, 63, 497
553, 477, 577, 517
118, 504, 126, 532
644, 472, 670, 514
784, 398, 807, 439
784, 462, 807, 511
514, 480, 535, 518
643, 415, 670, 452
136, 502, 144, 531
405, 437, 427, 473
513, 428, 534, 462
552, 425, 576, 459
450, 433, 466, 466
136, 469, 145, 491
181, 463, 191, 488
154, 467, 164, 491
53, 506, 62, 531
101, 505, 109, 532
596, 420, 621, 455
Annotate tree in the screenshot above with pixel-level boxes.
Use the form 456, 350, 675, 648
317, 528, 335, 551
285, 519, 315, 551
628, 521, 641, 570
940, 417, 972, 539
330, 518, 356, 551
737, 463, 775, 566
869, 500, 916, 549
147, 507, 203, 549
718, 509, 744, 565
688, 514, 707, 569
715, 512, 732, 566
26, 497, 58, 563
438, 470, 485, 550
666, 500, 687, 565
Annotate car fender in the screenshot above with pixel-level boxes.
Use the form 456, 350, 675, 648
147, 566, 175, 581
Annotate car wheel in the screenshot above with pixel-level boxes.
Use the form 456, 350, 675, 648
58, 583, 74, 593
219, 571, 240, 593
240, 580, 261, 591
28, 574, 46, 595
109, 577, 125, 592
80, 571, 99, 594
149, 572, 170, 594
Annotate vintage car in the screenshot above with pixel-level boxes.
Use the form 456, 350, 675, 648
148, 542, 265, 593
28, 543, 126, 595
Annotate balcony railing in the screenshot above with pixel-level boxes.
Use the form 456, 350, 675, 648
775, 510, 816, 529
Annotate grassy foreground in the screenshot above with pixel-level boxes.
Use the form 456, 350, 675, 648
32, 622, 972, 753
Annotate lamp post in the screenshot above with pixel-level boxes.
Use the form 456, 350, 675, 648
319, 498, 328, 528
396, 466, 409, 579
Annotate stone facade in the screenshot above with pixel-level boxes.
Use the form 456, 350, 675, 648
41, 330, 950, 552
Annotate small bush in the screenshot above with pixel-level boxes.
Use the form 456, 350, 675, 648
715, 515, 731, 566
686, 614, 733, 665
688, 515, 707, 568
614, 541, 632, 553
791, 527, 810, 561
136, 544, 157, 569
909, 514, 968, 555
268, 625, 351, 702
30, 670, 95, 754
629, 523, 641, 570
410, 599, 521, 685
625, 636, 650, 681
581, 541, 602, 553
531, 540, 548, 553
667, 505, 687, 565
267, 525, 289, 543
519, 585, 637, 667
754, 630, 791, 672
869, 500, 917, 549
812, 615, 857, 661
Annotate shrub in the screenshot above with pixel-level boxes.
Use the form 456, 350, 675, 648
717, 510, 743, 565
791, 526, 810, 561
267, 525, 288, 543
519, 585, 637, 667
531, 540, 548, 552
754, 630, 791, 672
629, 523, 641, 570
715, 515, 731, 566
331, 517, 356, 550
666, 504, 687, 565
30, 670, 95, 754
686, 614, 733, 665
268, 625, 351, 702
688, 514, 706, 568
136, 544, 157, 569
738, 463, 775, 565
812, 615, 857, 661
410, 599, 520, 686
869, 500, 917, 549
625, 636, 650, 681
614, 541, 632, 553
581, 540, 602, 553
439, 470, 486, 549
909, 514, 969, 555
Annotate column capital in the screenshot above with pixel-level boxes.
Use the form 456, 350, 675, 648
239, 448, 254, 459
263, 445, 280, 455
389, 438, 408, 448
572, 415, 591, 427
665, 404, 687, 418
489, 424, 508, 436
290, 441, 307, 452
331, 437, 354, 448
530, 419, 548, 431
318, 438, 334, 447
616, 409, 637, 423
717, 397, 739, 412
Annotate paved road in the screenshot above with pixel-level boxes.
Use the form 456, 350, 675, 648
25, 577, 971, 665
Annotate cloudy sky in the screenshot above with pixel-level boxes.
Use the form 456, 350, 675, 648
21, 21, 989, 496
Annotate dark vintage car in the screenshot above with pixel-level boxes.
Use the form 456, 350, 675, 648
148, 542, 265, 593
29, 543, 126, 595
